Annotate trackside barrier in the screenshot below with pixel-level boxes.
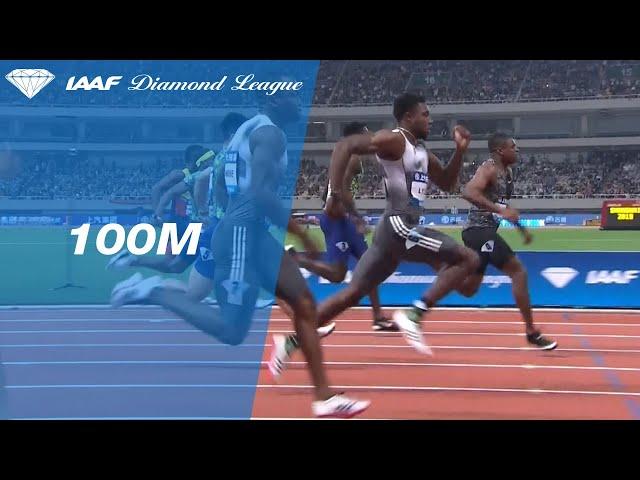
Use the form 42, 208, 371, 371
303, 252, 640, 308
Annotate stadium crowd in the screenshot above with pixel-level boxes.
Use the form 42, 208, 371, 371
317, 60, 640, 104
293, 151, 640, 199
1, 151, 639, 200
3, 61, 640, 107
0, 154, 181, 200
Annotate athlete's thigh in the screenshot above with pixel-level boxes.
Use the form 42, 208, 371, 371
462, 227, 514, 272
320, 214, 350, 265
489, 232, 516, 269
499, 250, 524, 276
193, 221, 217, 280
345, 217, 369, 260
212, 221, 260, 307
254, 229, 309, 306
402, 225, 464, 267
186, 266, 213, 302
350, 242, 400, 295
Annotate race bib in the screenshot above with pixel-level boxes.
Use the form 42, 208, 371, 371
224, 151, 239, 195
410, 172, 428, 204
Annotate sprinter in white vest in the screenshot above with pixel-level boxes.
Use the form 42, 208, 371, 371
269, 92, 481, 371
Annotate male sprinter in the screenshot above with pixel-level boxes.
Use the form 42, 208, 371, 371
106, 144, 214, 276
169, 113, 251, 301
290, 121, 396, 331
110, 88, 370, 418
459, 132, 557, 349
182, 111, 274, 307
268, 92, 480, 378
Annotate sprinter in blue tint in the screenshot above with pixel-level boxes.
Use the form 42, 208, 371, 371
106, 114, 249, 305
109, 81, 370, 419
106, 144, 214, 276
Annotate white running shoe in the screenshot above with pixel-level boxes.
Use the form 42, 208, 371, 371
106, 250, 135, 270
317, 322, 336, 338
110, 274, 163, 307
312, 394, 370, 419
111, 272, 144, 295
392, 310, 433, 355
267, 323, 337, 381
203, 296, 218, 305
268, 334, 289, 381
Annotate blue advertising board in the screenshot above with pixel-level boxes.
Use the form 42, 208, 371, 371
303, 252, 640, 308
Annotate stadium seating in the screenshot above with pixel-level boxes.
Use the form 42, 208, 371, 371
2, 61, 640, 106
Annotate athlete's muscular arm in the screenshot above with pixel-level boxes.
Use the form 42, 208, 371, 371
427, 125, 471, 193
151, 170, 185, 211
249, 125, 290, 228
340, 155, 361, 207
342, 156, 360, 197
462, 162, 502, 214
155, 181, 189, 219
328, 130, 403, 218
463, 162, 525, 237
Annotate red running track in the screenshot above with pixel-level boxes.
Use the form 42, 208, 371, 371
252, 308, 640, 419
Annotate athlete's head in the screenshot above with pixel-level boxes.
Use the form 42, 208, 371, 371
342, 121, 368, 137
184, 144, 212, 171
489, 132, 519, 165
220, 112, 248, 145
260, 74, 302, 126
393, 92, 431, 140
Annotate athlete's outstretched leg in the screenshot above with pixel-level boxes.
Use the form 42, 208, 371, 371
316, 282, 367, 325
270, 240, 369, 417
144, 284, 258, 345
185, 267, 213, 302
294, 253, 348, 284
368, 286, 397, 329
278, 284, 332, 400
394, 228, 480, 354
501, 256, 557, 349
419, 245, 479, 308
457, 273, 484, 298
275, 297, 295, 319
270, 244, 399, 379
110, 272, 257, 346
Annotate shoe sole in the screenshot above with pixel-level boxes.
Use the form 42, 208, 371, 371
315, 403, 370, 419
536, 341, 558, 351
372, 325, 399, 332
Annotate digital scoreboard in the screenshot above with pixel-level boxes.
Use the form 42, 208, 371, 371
600, 199, 640, 230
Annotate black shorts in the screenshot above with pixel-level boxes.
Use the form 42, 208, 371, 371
461, 227, 515, 274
